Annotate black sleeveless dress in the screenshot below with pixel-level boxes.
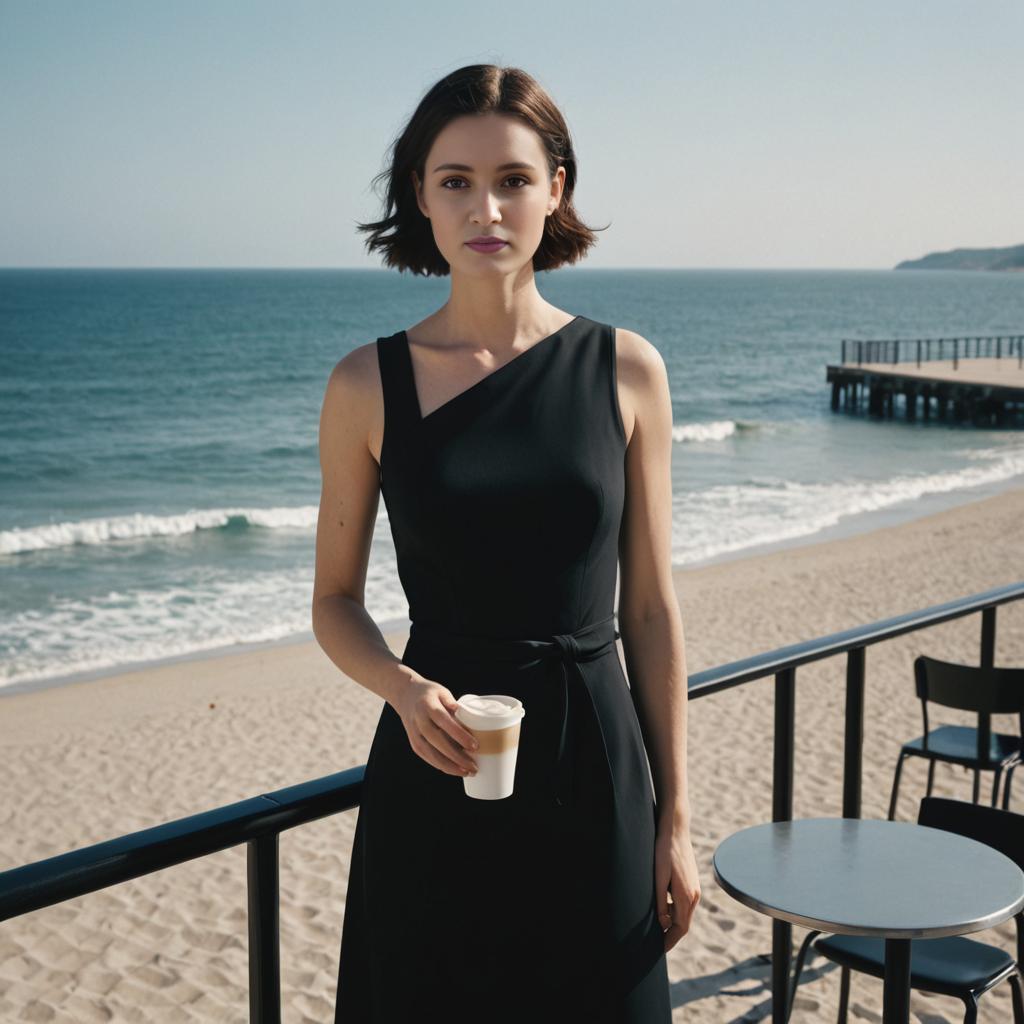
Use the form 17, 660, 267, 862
333, 315, 672, 1022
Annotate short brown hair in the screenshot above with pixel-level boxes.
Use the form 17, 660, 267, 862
356, 64, 606, 277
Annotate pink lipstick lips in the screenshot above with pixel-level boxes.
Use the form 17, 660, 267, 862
466, 237, 509, 253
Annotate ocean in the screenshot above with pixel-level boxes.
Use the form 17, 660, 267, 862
2, 267, 1022, 693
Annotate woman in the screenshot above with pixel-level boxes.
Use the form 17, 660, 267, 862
313, 64, 700, 1022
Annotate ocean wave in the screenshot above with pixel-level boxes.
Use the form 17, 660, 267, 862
673, 420, 749, 443
0, 562, 408, 690
0, 504, 320, 556
674, 442, 1024, 564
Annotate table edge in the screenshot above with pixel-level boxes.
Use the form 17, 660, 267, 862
712, 860, 1024, 940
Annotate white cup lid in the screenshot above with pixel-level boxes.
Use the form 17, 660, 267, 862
455, 693, 525, 729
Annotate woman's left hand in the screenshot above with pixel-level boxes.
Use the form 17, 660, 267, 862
654, 819, 701, 952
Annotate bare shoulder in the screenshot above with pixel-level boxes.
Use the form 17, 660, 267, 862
322, 340, 385, 465
613, 327, 669, 445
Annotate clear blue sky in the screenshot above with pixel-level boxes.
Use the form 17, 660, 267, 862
2, 0, 1021, 269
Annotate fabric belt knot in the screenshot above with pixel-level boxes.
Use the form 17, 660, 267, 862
407, 613, 621, 808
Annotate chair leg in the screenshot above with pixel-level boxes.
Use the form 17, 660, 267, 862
992, 766, 1004, 808
926, 758, 936, 797
888, 752, 909, 821
961, 993, 979, 1023
836, 965, 850, 1024
1008, 968, 1024, 1024
784, 930, 820, 1023
1005, 764, 1019, 811
973, 767, 981, 804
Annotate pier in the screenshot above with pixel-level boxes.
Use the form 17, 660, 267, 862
826, 334, 1024, 426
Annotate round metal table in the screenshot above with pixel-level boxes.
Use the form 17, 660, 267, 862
713, 818, 1024, 1023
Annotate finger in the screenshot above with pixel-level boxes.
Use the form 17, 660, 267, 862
654, 860, 671, 926
422, 716, 477, 772
663, 918, 683, 949
432, 701, 479, 753
409, 731, 473, 777
673, 887, 699, 936
668, 891, 692, 938
674, 900, 693, 937
663, 922, 685, 952
658, 888, 673, 930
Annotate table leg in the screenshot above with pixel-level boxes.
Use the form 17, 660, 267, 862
882, 937, 911, 1023
772, 918, 791, 1024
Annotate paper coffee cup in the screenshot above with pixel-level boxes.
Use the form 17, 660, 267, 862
453, 694, 525, 800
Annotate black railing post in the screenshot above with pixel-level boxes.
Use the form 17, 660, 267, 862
248, 833, 281, 1024
772, 667, 796, 1023
843, 647, 866, 819
981, 606, 996, 669
774, 667, 796, 821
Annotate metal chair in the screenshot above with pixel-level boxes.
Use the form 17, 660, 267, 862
887, 654, 1024, 820
784, 797, 1024, 1023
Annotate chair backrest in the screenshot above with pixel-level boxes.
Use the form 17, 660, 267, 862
914, 655, 1024, 714
919, 796, 1024, 963
919, 796, 1024, 872
914, 655, 1024, 765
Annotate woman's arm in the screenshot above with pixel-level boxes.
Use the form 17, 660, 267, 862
311, 346, 479, 778
614, 327, 700, 948
311, 345, 414, 707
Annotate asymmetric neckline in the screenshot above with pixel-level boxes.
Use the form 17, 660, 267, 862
401, 314, 582, 423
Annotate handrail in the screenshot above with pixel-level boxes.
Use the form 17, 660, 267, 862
840, 334, 1024, 369
2, 578, 1023, 1024
0, 768, 364, 921
687, 578, 1023, 697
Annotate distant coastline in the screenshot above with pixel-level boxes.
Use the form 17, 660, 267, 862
895, 242, 1024, 271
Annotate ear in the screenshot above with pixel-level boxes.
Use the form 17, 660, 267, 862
548, 165, 565, 216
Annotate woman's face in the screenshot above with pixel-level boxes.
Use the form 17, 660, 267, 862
413, 112, 564, 276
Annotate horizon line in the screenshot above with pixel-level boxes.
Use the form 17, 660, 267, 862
0, 264, 904, 272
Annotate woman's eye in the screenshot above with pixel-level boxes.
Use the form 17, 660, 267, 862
440, 176, 529, 190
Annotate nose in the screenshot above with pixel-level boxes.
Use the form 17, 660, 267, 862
470, 188, 502, 224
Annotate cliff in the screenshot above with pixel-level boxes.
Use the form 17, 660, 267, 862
895, 243, 1024, 271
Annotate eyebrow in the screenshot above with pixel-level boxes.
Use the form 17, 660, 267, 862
431, 162, 537, 174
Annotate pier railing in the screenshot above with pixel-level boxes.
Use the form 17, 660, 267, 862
2, 579, 1023, 1023
842, 334, 1024, 370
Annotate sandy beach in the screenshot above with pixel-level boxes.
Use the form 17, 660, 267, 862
2, 487, 1023, 1023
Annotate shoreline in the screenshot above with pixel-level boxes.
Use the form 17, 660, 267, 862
2, 485, 1022, 1022
5, 475, 1023, 701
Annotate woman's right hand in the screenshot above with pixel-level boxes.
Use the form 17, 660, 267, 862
392, 675, 480, 778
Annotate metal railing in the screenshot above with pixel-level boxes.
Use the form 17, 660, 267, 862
2, 579, 1023, 1023
842, 335, 1024, 370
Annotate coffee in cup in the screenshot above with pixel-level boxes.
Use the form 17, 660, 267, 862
453, 694, 525, 799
